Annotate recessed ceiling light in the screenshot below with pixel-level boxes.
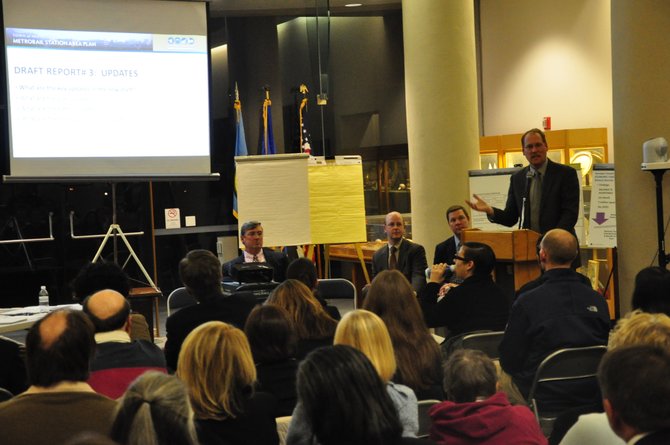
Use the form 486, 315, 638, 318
345, 3, 363, 7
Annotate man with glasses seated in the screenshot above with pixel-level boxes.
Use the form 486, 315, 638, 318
223, 220, 289, 283
466, 128, 580, 239
419, 241, 509, 339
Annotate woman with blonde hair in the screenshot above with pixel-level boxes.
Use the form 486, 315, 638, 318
265, 279, 338, 359
110, 371, 198, 445
363, 270, 443, 400
334, 309, 418, 436
177, 321, 279, 445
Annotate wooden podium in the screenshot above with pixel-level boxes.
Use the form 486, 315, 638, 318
461, 229, 541, 291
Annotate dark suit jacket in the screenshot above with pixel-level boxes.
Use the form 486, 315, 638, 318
418, 274, 509, 336
223, 247, 289, 282
164, 292, 257, 370
433, 235, 457, 265
638, 429, 670, 444
371, 239, 427, 292
491, 159, 580, 235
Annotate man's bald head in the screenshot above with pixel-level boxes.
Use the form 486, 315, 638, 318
540, 228, 579, 267
82, 289, 131, 333
39, 310, 69, 349
26, 310, 95, 387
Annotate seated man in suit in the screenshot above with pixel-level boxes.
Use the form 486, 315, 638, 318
223, 220, 288, 282
434, 205, 470, 265
599, 345, 670, 444
371, 211, 428, 293
165, 249, 257, 371
83, 289, 167, 399
420, 241, 509, 337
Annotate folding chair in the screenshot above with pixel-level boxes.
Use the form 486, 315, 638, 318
316, 278, 357, 307
527, 345, 607, 437
460, 331, 505, 360
417, 399, 441, 438
166, 287, 197, 316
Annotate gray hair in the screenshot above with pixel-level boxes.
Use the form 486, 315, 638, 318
110, 372, 198, 445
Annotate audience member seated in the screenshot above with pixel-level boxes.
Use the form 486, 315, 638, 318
286, 345, 435, 445
0, 310, 117, 445
83, 289, 167, 399
429, 349, 546, 445
223, 220, 289, 282
265, 279, 337, 360
559, 311, 670, 445
515, 239, 591, 303
631, 266, 670, 316
598, 345, 670, 444
164, 249, 257, 371
363, 270, 443, 400
334, 309, 419, 436
177, 321, 279, 445
0, 336, 27, 396
244, 304, 299, 417
110, 371, 198, 445
371, 211, 428, 293
499, 229, 610, 411
72, 260, 151, 341
419, 241, 509, 337
433, 205, 470, 267
286, 257, 341, 320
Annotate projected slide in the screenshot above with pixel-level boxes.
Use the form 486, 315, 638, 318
5, 27, 209, 158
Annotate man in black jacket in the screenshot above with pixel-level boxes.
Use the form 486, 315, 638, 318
420, 241, 508, 337
499, 229, 609, 412
165, 249, 256, 370
223, 220, 288, 282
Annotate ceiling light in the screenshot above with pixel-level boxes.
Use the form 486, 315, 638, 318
345, 3, 363, 7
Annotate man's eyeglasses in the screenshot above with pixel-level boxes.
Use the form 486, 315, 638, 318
453, 255, 471, 262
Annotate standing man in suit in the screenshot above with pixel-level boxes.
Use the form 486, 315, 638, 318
223, 220, 289, 282
371, 211, 428, 292
433, 205, 470, 265
466, 128, 580, 237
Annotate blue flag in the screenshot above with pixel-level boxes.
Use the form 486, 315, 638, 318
232, 85, 247, 219
260, 89, 276, 155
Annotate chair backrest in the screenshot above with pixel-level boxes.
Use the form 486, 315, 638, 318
276, 416, 291, 445
527, 345, 608, 416
166, 287, 197, 317
0, 387, 13, 402
417, 399, 441, 438
460, 331, 505, 360
316, 278, 356, 301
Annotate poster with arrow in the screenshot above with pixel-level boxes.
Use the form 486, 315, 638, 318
588, 164, 617, 247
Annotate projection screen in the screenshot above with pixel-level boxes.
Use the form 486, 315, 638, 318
1, 0, 213, 181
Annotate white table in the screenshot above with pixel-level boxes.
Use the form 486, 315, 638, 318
0, 304, 82, 334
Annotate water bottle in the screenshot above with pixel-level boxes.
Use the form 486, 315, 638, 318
38, 285, 49, 312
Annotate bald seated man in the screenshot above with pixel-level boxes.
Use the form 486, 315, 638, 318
0, 310, 117, 445
371, 211, 428, 292
83, 289, 166, 399
499, 228, 610, 412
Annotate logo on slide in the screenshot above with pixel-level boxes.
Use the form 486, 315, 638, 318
167, 36, 195, 46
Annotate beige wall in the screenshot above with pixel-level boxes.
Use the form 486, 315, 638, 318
611, 0, 670, 314
480, 0, 614, 159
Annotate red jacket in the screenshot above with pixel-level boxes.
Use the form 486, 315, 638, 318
429, 392, 547, 445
